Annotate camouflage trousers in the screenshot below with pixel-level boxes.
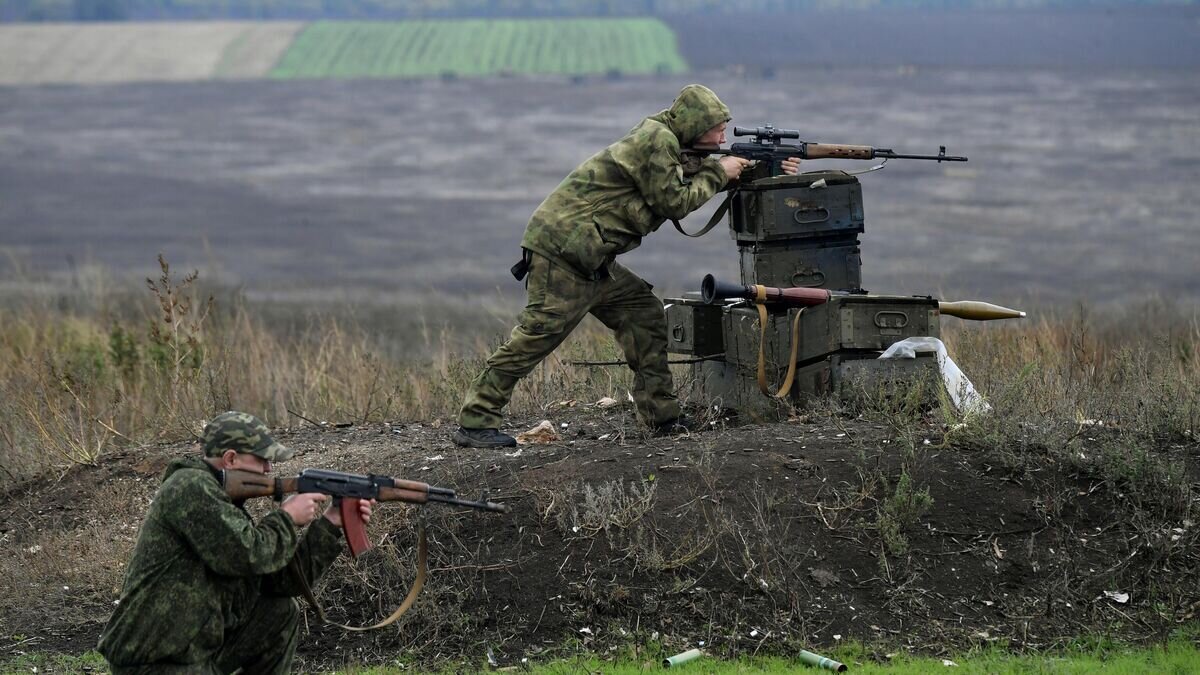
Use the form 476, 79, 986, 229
459, 253, 680, 430
108, 596, 299, 675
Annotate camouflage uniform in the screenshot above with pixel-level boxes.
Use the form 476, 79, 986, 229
459, 84, 731, 430
99, 412, 344, 675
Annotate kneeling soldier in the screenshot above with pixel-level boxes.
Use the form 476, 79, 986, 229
98, 411, 371, 674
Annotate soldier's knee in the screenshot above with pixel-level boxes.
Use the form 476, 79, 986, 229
258, 596, 300, 637
625, 297, 668, 323
626, 316, 669, 343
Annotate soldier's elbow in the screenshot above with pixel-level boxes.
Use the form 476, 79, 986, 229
656, 201, 692, 221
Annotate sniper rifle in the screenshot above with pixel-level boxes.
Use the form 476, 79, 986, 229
687, 124, 968, 177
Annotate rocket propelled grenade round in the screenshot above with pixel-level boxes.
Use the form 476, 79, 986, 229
937, 300, 1026, 321
700, 275, 1026, 322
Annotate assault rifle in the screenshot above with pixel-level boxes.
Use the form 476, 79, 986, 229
213, 465, 509, 632
687, 124, 968, 176
216, 466, 509, 558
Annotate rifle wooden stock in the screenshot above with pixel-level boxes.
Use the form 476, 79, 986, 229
390, 477, 437, 493
801, 143, 875, 160
220, 469, 298, 501
377, 486, 430, 504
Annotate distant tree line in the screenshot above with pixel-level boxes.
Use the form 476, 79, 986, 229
0, 0, 1191, 22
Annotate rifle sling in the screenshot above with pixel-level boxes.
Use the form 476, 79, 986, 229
755, 299, 806, 399
290, 526, 428, 632
672, 189, 735, 238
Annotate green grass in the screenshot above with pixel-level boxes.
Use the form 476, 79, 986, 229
269, 18, 688, 79
10, 642, 1200, 674
334, 640, 1200, 674
1, 649, 108, 672
9, 629, 1200, 667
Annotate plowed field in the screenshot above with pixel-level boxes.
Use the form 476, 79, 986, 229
0, 21, 303, 85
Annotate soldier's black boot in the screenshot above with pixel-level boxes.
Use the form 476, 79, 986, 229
453, 427, 517, 448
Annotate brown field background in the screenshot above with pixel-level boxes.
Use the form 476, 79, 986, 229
0, 22, 303, 84
2, 65, 1197, 317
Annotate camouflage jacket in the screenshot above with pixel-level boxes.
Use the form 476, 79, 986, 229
521, 84, 731, 279
98, 457, 343, 668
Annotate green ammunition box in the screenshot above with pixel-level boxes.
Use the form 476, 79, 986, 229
685, 360, 792, 421
689, 351, 939, 416
717, 295, 940, 372
739, 240, 862, 290
729, 171, 864, 244
719, 304, 793, 371
789, 352, 940, 401
683, 164, 951, 417
834, 353, 941, 402
797, 295, 941, 359
664, 296, 724, 357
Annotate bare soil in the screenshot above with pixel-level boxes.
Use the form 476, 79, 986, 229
0, 22, 302, 85
3, 405, 1198, 670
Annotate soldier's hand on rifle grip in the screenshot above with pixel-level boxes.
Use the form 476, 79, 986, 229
323, 498, 376, 528
781, 157, 802, 175
719, 156, 752, 181
281, 492, 329, 527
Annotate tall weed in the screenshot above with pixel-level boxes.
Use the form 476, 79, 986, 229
0, 260, 637, 483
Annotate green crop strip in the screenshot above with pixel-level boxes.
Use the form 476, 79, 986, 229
269, 18, 688, 79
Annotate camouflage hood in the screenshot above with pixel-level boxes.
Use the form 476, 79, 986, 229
652, 84, 731, 147
519, 83, 730, 278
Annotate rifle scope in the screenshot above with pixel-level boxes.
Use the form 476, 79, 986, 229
734, 125, 800, 142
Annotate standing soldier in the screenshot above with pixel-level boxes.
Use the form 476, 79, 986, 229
98, 411, 372, 674
454, 84, 796, 448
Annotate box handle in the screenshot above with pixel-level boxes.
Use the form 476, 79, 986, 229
791, 269, 826, 287
874, 311, 910, 329
792, 206, 830, 225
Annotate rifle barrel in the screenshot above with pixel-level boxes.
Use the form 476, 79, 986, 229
875, 148, 968, 162
428, 493, 511, 513
690, 144, 967, 162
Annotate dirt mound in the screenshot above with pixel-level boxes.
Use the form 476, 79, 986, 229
2, 406, 1198, 670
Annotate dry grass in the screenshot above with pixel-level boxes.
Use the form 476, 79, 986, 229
944, 302, 1198, 457
1, 259, 1197, 489
2, 269, 1199, 667
0, 259, 634, 485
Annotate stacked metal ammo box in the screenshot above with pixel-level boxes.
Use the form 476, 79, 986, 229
665, 169, 940, 418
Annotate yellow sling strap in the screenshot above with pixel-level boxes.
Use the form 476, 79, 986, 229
753, 285, 806, 398
291, 526, 428, 632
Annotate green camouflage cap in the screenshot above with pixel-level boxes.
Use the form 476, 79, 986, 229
201, 411, 293, 461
